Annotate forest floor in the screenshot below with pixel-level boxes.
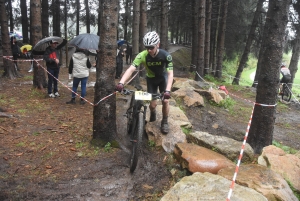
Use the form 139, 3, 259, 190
0, 45, 299, 201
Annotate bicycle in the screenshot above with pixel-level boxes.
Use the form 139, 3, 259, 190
122, 89, 163, 173
279, 83, 291, 102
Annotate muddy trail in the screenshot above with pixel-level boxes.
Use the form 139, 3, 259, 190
1, 45, 300, 201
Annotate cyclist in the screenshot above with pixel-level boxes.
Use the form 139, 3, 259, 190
280, 63, 291, 85
115, 31, 174, 134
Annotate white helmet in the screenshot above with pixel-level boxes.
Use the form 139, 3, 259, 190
143, 31, 160, 46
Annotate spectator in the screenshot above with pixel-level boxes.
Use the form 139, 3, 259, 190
43, 40, 61, 98
125, 43, 132, 65
66, 49, 92, 105
11, 36, 21, 71
115, 45, 124, 79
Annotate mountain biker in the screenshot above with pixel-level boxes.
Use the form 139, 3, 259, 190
280, 63, 291, 84
279, 63, 291, 94
115, 31, 174, 134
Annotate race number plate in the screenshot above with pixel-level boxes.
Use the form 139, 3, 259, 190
135, 91, 152, 100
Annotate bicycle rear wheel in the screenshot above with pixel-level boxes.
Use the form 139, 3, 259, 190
282, 85, 291, 102
129, 110, 145, 173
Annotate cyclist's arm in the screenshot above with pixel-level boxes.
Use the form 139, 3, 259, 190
119, 65, 136, 84
166, 70, 173, 92
165, 54, 174, 92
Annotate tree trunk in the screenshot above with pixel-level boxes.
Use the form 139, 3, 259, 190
20, 0, 29, 44
76, 0, 80, 36
232, 0, 264, 85
41, 0, 49, 38
248, 0, 291, 154
204, 0, 212, 75
0, 0, 18, 79
215, 0, 228, 79
31, 0, 47, 89
93, 0, 118, 143
195, 0, 205, 81
8, 0, 13, 32
85, 0, 90, 33
160, 0, 168, 51
53, 0, 61, 37
191, 0, 199, 72
129, 0, 141, 88
64, 0, 68, 68
210, 0, 221, 75
124, 0, 130, 41
139, 0, 147, 52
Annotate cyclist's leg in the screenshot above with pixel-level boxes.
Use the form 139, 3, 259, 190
159, 74, 169, 134
147, 77, 159, 121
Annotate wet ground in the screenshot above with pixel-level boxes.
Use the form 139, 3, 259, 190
0, 46, 299, 201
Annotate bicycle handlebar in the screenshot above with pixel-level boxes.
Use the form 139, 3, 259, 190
121, 89, 164, 100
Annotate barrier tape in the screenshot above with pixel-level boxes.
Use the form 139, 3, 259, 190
226, 104, 255, 201
3, 56, 43, 62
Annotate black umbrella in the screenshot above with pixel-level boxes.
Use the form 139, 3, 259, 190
32, 36, 67, 55
69, 33, 99, 51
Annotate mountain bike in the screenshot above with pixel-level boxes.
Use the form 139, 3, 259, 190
279, 83, 291, 102
122, 89, 163, 173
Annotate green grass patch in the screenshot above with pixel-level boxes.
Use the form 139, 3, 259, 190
272, 140, 298, 154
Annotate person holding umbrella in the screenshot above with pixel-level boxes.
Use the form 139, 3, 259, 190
66, 49, 92, 105
43, 40, 61, 98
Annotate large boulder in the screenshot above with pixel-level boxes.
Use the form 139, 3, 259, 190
172, 88, 205, 107
194, 88, 225, 104
174, 143, 234, 174
218, 164, 299, 201
187, 131, 254, 162
161, 172, 268, 201
258, 145, 300, 192
145, 105, 191, 153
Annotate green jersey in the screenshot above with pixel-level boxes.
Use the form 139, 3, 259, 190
132, 49, 173, 78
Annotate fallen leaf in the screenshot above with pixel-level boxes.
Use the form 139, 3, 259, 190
74, 174, 78, 178
70, 148, 76, 151
59, 142, 66, 145
3, 156, 8, 160
15, 153, 23, 156
24, 165, 30, 168
45, 165, 52, 169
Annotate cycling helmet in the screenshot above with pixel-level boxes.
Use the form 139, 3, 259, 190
143, 31, 160, 46
281, 63, 286, 68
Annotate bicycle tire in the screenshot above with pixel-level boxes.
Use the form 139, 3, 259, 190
129, 109, 145, 173
282, 85, 291, 102
126, 94, 136, 135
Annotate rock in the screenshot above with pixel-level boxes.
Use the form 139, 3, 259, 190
174, 143, 234, 174
187, 131, 254, 162
161, 172, 268, 201
172, 88, 205, 107
145, 105, 190, 153
194, 88, 224, 104
258, 145, 300, 192
218, 164, 299, 201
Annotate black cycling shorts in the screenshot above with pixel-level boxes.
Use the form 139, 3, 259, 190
146, 74, 168, 94
280, 75, 291, 84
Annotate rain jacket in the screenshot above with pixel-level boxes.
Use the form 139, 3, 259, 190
68, 52, 91, 78
43, 46, 60, 69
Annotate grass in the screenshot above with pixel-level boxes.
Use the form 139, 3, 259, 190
272, 140, 298, 154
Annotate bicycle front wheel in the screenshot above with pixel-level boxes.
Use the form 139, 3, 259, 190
129, 111, 145, 173
282, 86, 291, 102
